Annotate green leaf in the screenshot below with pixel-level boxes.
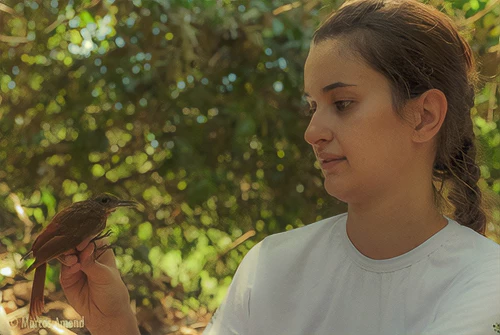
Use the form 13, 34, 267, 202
138, 221, 153, 240
160, 250, 182, 278
80, 10, 95, 24
41, 189, 57, 218
470, 0, 480, 11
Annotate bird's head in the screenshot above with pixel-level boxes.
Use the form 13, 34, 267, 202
92, 193, 139, 213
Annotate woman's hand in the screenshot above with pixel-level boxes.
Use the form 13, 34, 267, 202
58, 236, 140, 335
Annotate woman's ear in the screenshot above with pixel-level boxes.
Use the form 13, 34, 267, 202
411, 89, 447, 143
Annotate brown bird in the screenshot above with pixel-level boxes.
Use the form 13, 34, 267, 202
21, 193, 138, 320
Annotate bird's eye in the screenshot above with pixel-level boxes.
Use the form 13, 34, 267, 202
101, 198, 109, 204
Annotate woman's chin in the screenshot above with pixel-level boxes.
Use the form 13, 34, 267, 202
324, 185, 347, 202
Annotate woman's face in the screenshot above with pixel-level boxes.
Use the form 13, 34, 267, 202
303, 39, 419, 204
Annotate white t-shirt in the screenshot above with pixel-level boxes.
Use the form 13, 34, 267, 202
203, 212, 500, 335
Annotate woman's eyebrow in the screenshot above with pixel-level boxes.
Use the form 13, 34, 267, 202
303, 82, 357, 97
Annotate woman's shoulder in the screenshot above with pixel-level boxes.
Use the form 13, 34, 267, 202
266, 211, 345, 238
439, 218, 500, 276
446, 218, 500, 255
258, 212, 347, 257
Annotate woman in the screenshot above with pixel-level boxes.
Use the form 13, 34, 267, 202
57, 0, 500, 334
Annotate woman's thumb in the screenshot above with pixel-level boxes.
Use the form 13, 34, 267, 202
81, 260, 119, 285
79, 249, 120, 285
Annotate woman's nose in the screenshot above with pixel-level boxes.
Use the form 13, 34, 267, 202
304, 114, 333, 147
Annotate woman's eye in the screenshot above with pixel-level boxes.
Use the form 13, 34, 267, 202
335, 100, 352, 111
304, 101, 352, 117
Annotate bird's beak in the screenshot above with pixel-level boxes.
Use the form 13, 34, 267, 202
116, 200, 140, 208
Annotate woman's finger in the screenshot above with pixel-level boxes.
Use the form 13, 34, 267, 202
63, 249, 77, 256
60, 262, 83, 278
58, 254, 78, 267
73, 237, 117, 269
79, 254, 120, 285
76, 235, 95, 252
76, 233, 111, 252
79, 242, 96, 263
91, 238, 117, 269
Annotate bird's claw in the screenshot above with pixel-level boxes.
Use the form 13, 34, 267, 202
90, 229, 113, 259
93, 244, 113, 261
92, 229, 113, 242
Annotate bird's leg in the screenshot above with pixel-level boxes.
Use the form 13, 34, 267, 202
93, 244, 113, 261
89, 229, 113, 259
92, 229, 113, 242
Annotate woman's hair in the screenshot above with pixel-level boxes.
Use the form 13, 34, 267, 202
312, 0, 495, 235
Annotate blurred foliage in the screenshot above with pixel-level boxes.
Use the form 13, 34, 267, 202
0, 0, 498, 334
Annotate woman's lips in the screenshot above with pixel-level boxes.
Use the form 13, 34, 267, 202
321, 158, 346, 169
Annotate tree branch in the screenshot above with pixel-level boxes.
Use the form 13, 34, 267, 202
464, 0, 500, 25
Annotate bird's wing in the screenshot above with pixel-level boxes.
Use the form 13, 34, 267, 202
26, 201, 107, 273
30, 202, 102, 252
26, 235, 71, 272
29, 206, 76, 253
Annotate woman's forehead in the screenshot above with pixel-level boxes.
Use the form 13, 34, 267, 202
304, 42, 381, 95
305, 40, 365, 73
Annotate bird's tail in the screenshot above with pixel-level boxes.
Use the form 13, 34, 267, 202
29, 263, 46, 320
